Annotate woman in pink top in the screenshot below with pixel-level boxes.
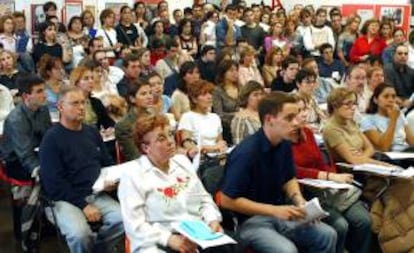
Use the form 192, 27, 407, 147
264, 21, 291, 55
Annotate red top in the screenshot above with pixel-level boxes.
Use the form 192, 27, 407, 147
349, 35, 387, 63
150, 51, 167, 66
291, 127, 336, 179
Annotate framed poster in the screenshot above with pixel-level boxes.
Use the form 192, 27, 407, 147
375, 5, 411, 33
31, 4, 45, 35
342, 4, 376, 29
85, 5, 96, 17
63, 2, 83, 25
0, 0, 14, 16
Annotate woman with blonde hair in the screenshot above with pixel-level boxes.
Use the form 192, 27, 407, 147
0, 50, 20, 91
238, 46, 264, 87
70, 66, 114, 130
264, 21, 290, 55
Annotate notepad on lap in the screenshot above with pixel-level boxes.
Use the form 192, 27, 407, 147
173, 220, 237, 249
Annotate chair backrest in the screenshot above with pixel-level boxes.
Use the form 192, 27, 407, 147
0, 160, 32, 186
115, 141, 125, 165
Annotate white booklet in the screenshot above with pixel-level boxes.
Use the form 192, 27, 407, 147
384, 152, 414, 160
298, 178, 353, 190
92, 160, 137, 192
299, 198, 330, 225
172, 220, 237, 249
342, 163, 414, 178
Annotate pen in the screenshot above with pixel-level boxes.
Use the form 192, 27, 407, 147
352, 180, 362, 187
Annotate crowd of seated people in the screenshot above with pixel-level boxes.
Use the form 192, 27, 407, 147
1, 1, 414, 253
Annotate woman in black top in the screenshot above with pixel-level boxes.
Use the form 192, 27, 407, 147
116, 6, 141, 50
176, 18, 198, 58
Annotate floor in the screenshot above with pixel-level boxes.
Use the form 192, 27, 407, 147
0, 181, 67, 253
0, 180, 125, 253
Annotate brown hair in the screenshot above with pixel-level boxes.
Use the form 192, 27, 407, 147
187, 79, 215, 109
238, 80, 264, 108
301, 57, 316, 69
0, 50, 17, 68
215, 59, 238, 86
239, 46, 256, 65
37, 54, 63, 80
0, 15, 13, 33
327, 88, 357, 114
360, 18, 380, 35
258, 92, 297, 124
99, 8, 115, 26
133, 114, 170, 153
70, 66, 92, 86
264, 47, 283, 66
12, 11, 26, 20
366, 66, 383, 79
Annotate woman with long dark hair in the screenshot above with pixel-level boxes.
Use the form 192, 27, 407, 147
213, 59, 240, 144
361, 83, 414, 152
171, 61, 200, 120
33, 21, 68, 66
176, 18, 198, 58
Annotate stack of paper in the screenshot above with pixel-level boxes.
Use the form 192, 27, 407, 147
298, 179, 353, 189
384, 152, 414, 160
353, 164, 414, 178
299, 198, 330, 225
173, 220, 236, 249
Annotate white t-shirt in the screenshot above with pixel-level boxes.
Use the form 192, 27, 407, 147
0, 84, 14, 134
178, 111, 222, 147
96, 28, 118, 58
201, 20, 217, 47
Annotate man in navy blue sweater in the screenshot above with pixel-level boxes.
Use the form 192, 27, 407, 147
40, 86, 124, 253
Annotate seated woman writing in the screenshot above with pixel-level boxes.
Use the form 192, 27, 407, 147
322, 88, 414, 253
361, 82, 414, 152
117, 114, 230, 253
289, 96, 371, 253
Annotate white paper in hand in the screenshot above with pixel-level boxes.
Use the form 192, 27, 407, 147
92, 160, 137, 192
300, 198, 329, 225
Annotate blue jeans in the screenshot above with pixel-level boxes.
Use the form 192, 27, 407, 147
238, 215, 337, 253
324, 201, 371, 253
47, 193, 124, 253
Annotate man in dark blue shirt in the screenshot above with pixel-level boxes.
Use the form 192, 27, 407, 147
318, 43, 345, 79
40, 86, 123, 253
220, 92, 337, 253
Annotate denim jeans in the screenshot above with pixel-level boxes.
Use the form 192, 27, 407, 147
238, 215, 337, 253
47, 193, 124, 253
324, 201, 371, 253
